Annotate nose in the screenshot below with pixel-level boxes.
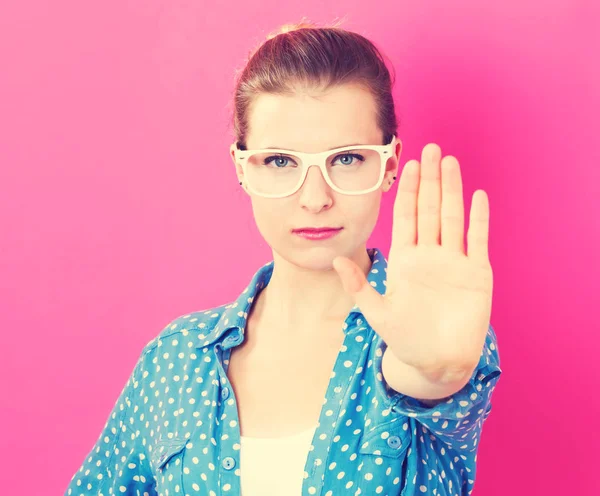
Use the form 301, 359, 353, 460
299, 163, 329, 191
296, 163, 333, 208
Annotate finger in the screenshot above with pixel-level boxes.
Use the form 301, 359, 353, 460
390, 159, 420, 251
417, 144, 442, 246
467, 190, 490, 264
440, 155, 465, 254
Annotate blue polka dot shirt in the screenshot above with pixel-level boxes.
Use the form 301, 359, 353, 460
65, 247, 502, 496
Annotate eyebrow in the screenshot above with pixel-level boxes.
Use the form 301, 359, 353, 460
263, 143, 364, 152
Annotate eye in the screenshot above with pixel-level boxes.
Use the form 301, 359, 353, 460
332, 153, 365, 166
263, 155, 297, 168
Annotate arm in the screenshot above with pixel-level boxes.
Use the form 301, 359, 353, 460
373, 323, 502, 447
64, 354, 154, 496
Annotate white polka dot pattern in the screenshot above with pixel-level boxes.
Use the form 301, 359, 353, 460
64, 247, 502, 496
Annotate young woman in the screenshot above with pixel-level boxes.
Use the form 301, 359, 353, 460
65, 21, 501, 496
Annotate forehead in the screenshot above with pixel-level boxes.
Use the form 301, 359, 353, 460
246, 84, 381, 152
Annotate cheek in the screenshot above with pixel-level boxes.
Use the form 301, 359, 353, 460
249, 198, 286, 238
356, 205, 380, 235
345, 198, 380, 227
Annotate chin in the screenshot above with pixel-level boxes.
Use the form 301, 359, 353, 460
273, 243, 340, 269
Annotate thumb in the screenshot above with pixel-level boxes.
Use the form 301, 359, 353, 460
332, 256, 387, 330
332, 256, 364, 294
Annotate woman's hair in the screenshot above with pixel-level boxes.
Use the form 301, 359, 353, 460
230, 18, 398, 151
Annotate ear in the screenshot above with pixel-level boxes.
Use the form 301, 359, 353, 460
230, 142, 248, 194
382, 137, 402, 193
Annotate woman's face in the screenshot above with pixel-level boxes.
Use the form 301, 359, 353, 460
230, 83, 402, 270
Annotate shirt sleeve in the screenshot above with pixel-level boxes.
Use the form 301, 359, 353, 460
64, 351, 155, 496
373, 323, 502, 452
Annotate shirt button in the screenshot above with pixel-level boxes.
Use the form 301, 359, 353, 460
222, 456, 236, 470
221, 387, 230, 400
387, 435, 402, 449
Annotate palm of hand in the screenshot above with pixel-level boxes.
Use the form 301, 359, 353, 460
334, 142, 493, 376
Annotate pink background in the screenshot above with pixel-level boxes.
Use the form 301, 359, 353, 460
1, 1, 598, 494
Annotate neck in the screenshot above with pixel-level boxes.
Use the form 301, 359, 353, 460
252, 247, 373, 335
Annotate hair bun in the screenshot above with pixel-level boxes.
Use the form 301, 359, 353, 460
266, 18, 318, 40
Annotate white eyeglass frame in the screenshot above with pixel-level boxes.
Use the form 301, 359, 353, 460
232, 135, 400, 198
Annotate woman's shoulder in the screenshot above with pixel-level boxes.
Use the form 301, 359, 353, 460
140, 302, 234, 357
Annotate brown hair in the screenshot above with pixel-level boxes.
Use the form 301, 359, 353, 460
230, 18, 398, 151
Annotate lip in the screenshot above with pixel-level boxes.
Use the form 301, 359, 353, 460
292, 227, 342, 233
293, 228, 343, 240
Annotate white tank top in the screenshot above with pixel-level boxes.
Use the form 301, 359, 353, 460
239, 425, 317, 496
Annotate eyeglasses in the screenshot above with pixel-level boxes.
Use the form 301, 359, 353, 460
232, 135, 400, 198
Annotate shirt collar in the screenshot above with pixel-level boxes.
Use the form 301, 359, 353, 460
195, 247, 388, 350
